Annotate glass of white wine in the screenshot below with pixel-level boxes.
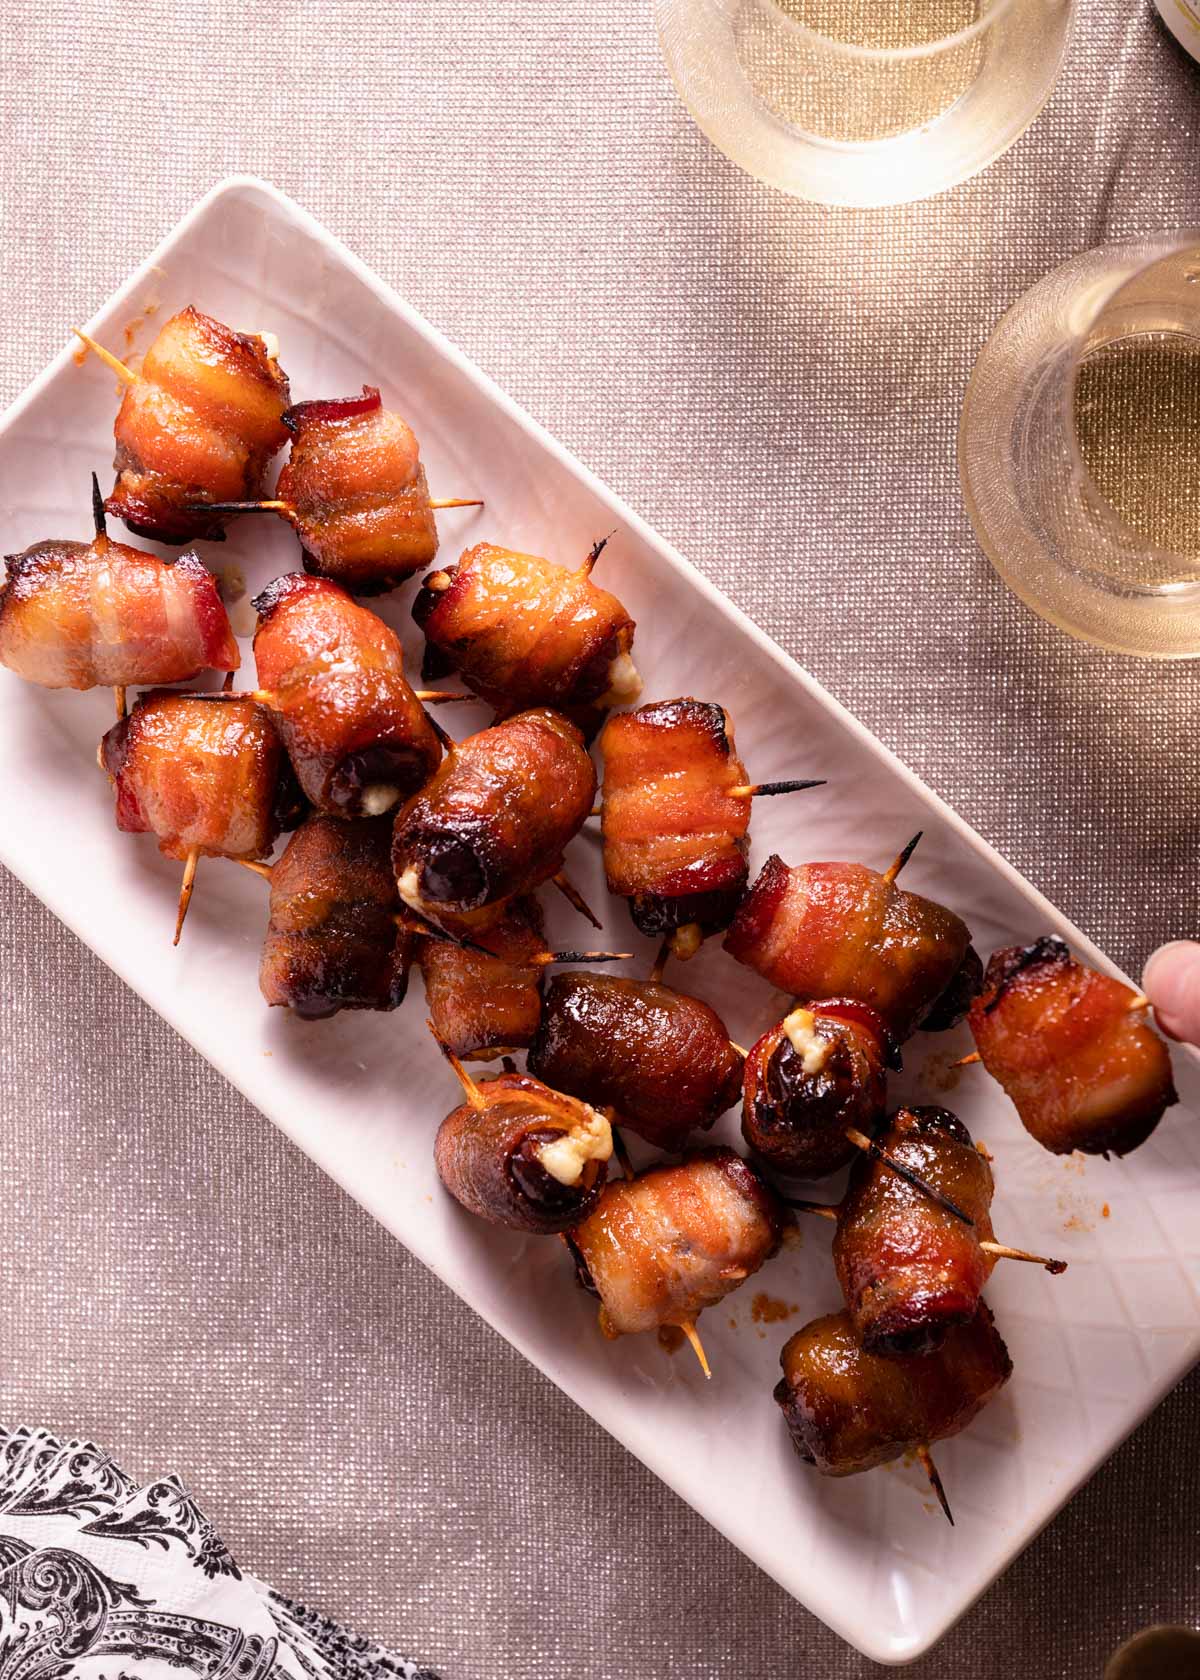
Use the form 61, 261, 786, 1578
959, 233, 1200, 658
654, 0, 1075, 208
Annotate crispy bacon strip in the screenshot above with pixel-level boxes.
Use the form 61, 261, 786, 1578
566, 1149, 782, 1338
0, 537, 237, 689
259, 813, 413, 1019
435, 1069, 612, 1234
528, 972, 742, 1150
741, 1000, 892, 1179
600, 698, 751, 938
412, 541, 638, 731
101, 691, 293, 861
253, 573, 442, 818
967, 937, 1177, 1156
724, 855, 973, 1040
393, 707, 596, 927
106, 307, 289, 543
275, 387, 440, 593
420, 896, 547, 1058
775, 1303, 1011, 1478
832, 1107, 996, 1356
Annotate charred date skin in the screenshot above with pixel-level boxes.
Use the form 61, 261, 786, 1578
276, 387, 440, 594
0, 537, 238, 691
253, 572, 442, 818
741, 1000, 892, 1180
968, 937, 1177, 1158
723, 854, 971, 1042
600, 698, 751, 937
566, 1147, 783, 1338
433, 1070, 608, 1234
919, 944, 983, 1033
832, 1107, 996, 1356
420, 896, 547, 1058
775, 1303, 1012, 1477
100, 690, 288, 863
528, 972, 743, 1150
627, 882, 748, 940
106, 306, 290, 544
393, 708, 597, 916
259, 813, 412, 1020
412, 543, 637, 725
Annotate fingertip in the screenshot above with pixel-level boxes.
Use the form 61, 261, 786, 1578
1143, 940, 1200, 1043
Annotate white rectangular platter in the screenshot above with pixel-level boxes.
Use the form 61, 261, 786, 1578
1, 177, 1197, 1665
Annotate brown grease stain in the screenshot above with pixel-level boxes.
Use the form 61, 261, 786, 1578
920, 1051, 964, 1094
1102, 1203, 1111, 1219
751, 1292, 798, 1325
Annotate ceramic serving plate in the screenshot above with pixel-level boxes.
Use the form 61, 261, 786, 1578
1, 177, 1197, 1665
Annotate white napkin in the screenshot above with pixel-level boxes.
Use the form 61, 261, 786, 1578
0, 1428, 437, 1680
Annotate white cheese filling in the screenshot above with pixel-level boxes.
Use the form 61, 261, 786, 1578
600, 651, 643, 707
782, 1007, 831, 1075
397, 863, 426, 914
361, 784, 400, 817
536, 1107, 613, 1186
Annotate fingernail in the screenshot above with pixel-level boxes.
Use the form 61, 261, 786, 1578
1143, 941, 1200, 1039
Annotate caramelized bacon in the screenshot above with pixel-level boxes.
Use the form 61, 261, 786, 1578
968, 937, 1177, 1156
275, 387, 440, 593
106, 307, 289, 543
567, 1149, 782, 1338
259, 813, 412, 1019
0, 537, 237, 689
393, 708, 596, 928
101, 691, 293, 861
420, 896, 547, 1058
724, 855, 973, 1040
599, 698, 751, 938
775, 1303, 1011, 1478
528, 972, 742, 1150
741, 1000, 892, 1179
412, 541, 638, 730
832, 1107, 996, 1355
253, 573, 441, 818
434, 1069, 612, 1234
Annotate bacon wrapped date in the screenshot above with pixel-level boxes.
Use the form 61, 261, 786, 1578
101, 691, 294, 862
967, 937, 1177, 1157
599, 698, 752, 942
273, 387, 440, 594
741, 1001, 892, 1179
253, 573, 441, 819
527, 972, 742, 1150
412, 540, 639, 730
259, 812, 412, 1019
724, 854, 975, 1040
434, 1068, 612, 1234
393, 707, 596, 928
775, 1303, 1012, 1479
420, 896, 548, 1058
832, 1107, 997, 1356
105, 307, 289, 543
0, 532, 237, 691
566, 1148, 783, 1339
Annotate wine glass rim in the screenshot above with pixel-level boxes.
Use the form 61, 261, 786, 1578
749, 0, 1018, 63
1062, 232, 1200, 584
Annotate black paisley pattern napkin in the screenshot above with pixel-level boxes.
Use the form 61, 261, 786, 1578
0, 1428, 438, 1680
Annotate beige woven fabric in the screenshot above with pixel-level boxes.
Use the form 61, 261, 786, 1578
2, 3, 1199, 1675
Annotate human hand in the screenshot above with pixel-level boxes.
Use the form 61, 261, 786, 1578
1142, 941, 1200, 1044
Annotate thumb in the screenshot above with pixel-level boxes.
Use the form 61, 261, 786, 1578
1143, 941, 1200, 1044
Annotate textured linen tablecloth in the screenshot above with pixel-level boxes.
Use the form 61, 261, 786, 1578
2, 3, 1199, 1675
